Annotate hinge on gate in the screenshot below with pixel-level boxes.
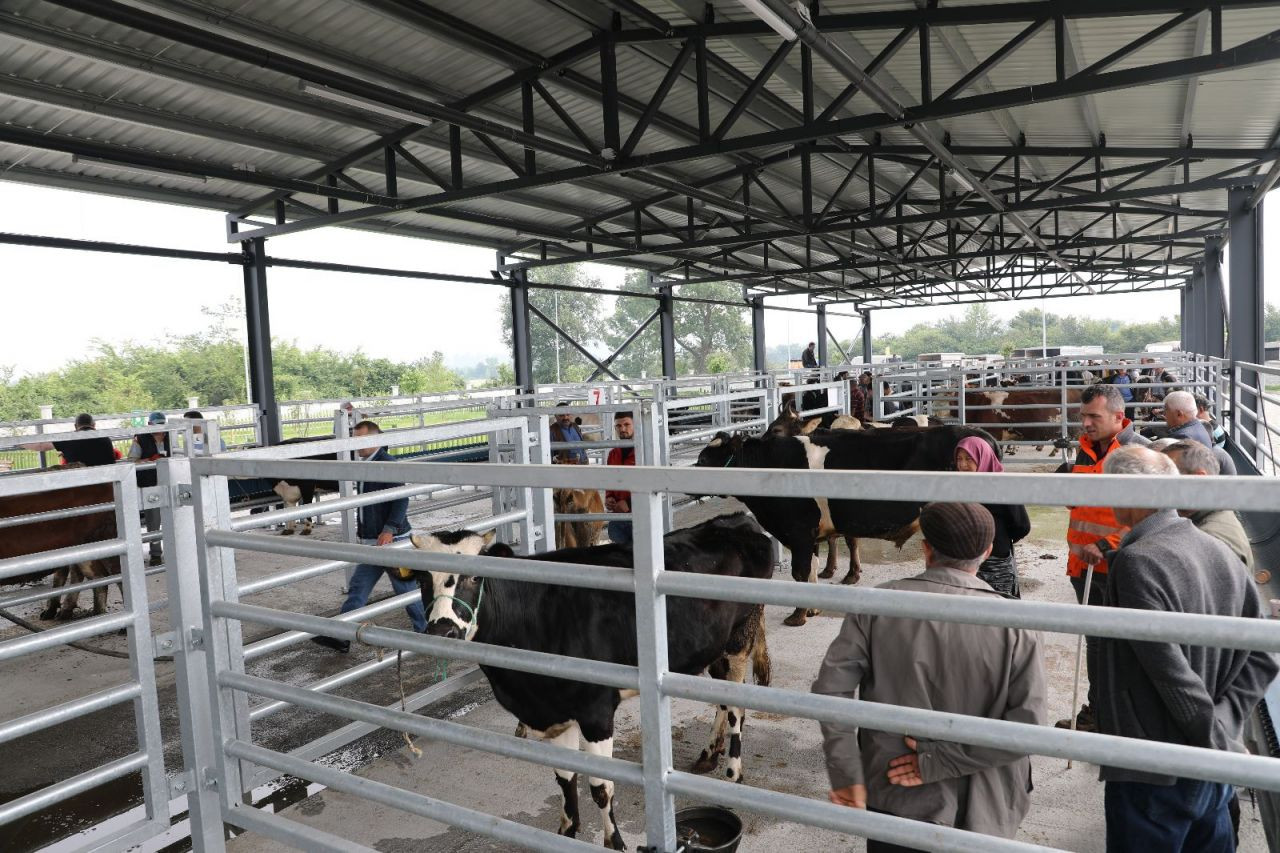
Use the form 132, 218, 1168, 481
532, 524, 545, 541
140, 485, 168, 509
174, 484, 194, 507
168, 770, 196, 799
188, 627, 205, 650
154, 631, 176, 658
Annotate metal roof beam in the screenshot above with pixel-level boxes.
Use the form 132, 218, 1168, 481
493, 172, 1256, 267
613, 1, 1275, 42
761, 1, 1082, 291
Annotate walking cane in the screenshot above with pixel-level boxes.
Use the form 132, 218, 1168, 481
1066, 561, 1096, 770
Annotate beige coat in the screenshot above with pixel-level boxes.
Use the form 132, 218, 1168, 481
812, 568, 1047, 838
1190, 509, 1255, 572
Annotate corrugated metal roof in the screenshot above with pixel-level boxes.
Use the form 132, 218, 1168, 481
1, 0, 1277, 306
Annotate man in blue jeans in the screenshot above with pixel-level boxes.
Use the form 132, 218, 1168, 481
1097, 447, 1276, 852
312, 420, 426, 652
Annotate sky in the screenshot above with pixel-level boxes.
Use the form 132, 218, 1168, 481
0, 182, 1275, 378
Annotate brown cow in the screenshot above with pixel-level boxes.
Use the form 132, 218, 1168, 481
553, 488, 606, 549
1, 475, 121, 620
939, 388, 1081, 451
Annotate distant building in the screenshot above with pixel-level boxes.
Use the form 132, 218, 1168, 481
915, 352, 966, 366
1144, 341, 1181, 353
1009, 345, 1104, 359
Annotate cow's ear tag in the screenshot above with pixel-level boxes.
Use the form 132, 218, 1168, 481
801, 418, 821, 435
482, 529, 497, 545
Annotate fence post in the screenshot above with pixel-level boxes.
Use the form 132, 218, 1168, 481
188, 464, 254, 818
335, 409, 358, 591
632, 488, 676, 851
35, 415, 48, 470
1229, 362, 1239, 446
159, 458, 229, 851
1060, 365, 1070, 463
513, 417, 542, 553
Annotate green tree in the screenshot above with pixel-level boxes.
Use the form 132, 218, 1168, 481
499, 265, 605, 383
0, 305, 465, 420
399, 352, 465, 394
1265, 303, 1280, 343
672, 282, 752, 374
602, 271, 663, 378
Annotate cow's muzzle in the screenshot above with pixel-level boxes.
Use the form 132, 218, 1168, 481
427, 619, 462, 640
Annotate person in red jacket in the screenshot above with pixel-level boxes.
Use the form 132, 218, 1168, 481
604, 411, 636, 544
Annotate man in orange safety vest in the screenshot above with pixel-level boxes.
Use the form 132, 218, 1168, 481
1058, 383, 1150, 731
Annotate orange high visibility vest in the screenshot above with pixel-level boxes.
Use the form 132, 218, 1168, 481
1066, 423, 1141, 577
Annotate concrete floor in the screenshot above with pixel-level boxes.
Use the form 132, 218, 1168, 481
3, 459, 1271, 852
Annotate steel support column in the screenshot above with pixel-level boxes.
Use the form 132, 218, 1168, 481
1184, 265, 1204, 356
752, 296, 767, 373
241, 237, 280, 446
1203, 236, 1226, 359
509, 267, 535, 393
658, 282, 677, 379
1179, 283, 1190, 352
1228, 185, 1265, 451
816, 304, 828, 366
861, 311, 873, 366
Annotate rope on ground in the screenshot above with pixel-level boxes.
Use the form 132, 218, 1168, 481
0, 606, 169, 661
354, 619, 422, 758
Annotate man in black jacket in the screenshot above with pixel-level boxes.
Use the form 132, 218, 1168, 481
1096, 446, 1277, 852
313, 420, 425, 652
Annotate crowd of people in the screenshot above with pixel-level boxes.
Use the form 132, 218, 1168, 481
813, 382, 1273, 852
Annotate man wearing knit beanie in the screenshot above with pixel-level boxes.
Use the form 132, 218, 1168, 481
813, 502, 1046, 849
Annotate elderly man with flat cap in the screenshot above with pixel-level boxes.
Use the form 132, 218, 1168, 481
813, 503, 1047, 851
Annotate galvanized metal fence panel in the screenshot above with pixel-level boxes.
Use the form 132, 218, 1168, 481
180, 438, 1280, 853
0, 463, 172, 851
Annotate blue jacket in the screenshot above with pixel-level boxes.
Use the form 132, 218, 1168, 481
1111, 372, 1134, 402
356, 447, 410, 539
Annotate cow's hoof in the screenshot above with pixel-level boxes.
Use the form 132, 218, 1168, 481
782, 609, 808, 627
39, 607, 57, 621
301, 528, 313, 536
691, 750, 721, 774
817, 567, 835, 579
557, 821, 579, 839
280, 528, 295, 536
56, 609, 76, 621
514, 722, 528, 738
606, 831, 626, 851
840, 571, 861, 585
806, 609, 821, 617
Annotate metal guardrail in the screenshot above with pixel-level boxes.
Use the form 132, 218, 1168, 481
166, 423, 1280, 853
0, 463, 168, 850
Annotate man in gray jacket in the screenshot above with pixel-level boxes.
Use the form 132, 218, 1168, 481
813, 502, 1046, 850
1160, 441, 1254, 572
1097, 447, 1276, 852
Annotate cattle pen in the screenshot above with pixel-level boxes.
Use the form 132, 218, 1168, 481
4, 0, 1280, 851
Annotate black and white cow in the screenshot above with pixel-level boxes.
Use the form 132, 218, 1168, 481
410, 514, 773, 850
270, 436, 338, 534
695, 425, 1001, 626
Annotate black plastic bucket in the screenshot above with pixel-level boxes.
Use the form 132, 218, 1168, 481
675, 806, 743, 853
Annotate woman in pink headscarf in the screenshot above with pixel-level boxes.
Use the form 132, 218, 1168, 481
954, 436, 1031, 598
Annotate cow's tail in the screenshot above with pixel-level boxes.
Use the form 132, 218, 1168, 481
750, 606, 772, 687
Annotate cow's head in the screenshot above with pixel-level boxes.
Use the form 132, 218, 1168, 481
695, 431, 740, 468
408, 530, 493, 640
